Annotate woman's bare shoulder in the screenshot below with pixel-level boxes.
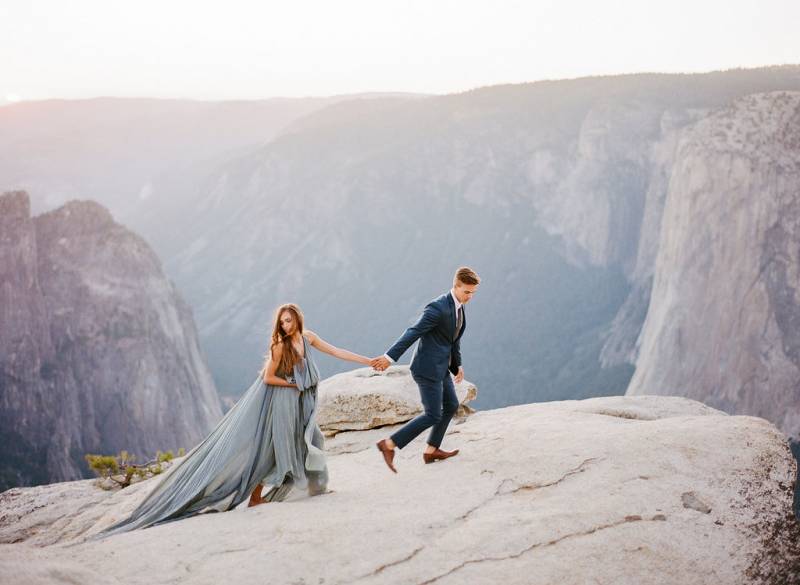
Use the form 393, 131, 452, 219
303, 330, 318, 343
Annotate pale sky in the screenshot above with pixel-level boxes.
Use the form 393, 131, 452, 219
1, 0, 799, 102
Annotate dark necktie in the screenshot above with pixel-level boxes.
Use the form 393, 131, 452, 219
454, 306, 463, 340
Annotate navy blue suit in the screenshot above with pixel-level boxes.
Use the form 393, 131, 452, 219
386, 292, 466, 449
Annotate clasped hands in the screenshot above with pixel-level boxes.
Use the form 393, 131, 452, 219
368, 356, 464, 383
370, 356, 391, 371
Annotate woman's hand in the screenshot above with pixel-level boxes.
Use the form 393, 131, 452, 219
262, 344, 298, 387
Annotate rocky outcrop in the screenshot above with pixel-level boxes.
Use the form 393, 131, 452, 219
627, 91, 800, 440
0, 191, 223, 489
0, 396, 797, 584
316, 365, 477, 433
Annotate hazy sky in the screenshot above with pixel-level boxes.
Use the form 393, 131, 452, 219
2, 0, 798, 101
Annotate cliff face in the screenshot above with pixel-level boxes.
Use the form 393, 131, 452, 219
0, 191, 222, 489
627, 92, 800, 439
146, 69, 800, 407
0, 192, 55, 486
4, 69, 800, 426
597, 107, 709, 366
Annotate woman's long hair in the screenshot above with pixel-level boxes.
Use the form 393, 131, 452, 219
262, 303, 305, 378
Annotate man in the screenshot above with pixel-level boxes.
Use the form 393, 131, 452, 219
371, 266, 480, 472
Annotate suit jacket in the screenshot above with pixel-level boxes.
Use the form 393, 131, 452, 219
386, 292, 466, 381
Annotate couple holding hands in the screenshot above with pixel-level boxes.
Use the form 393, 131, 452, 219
96, 267, 479, 538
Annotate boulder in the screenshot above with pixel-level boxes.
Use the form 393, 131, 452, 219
316, 365, 477, 433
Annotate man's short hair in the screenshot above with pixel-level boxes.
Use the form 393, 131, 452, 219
454, 266, 480, 286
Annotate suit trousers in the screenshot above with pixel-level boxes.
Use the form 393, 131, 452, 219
390, 372, 459, 449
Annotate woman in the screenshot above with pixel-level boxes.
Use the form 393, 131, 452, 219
94, 303, 374, 538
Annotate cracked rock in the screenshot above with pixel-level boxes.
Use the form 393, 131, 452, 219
0, 395, 796, 585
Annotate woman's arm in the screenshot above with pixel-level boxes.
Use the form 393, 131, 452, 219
261, 344, 297, 387
304, 330, 372, 366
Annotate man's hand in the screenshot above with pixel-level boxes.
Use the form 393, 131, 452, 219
454, 366, 464, 384
371, 356, 390, 371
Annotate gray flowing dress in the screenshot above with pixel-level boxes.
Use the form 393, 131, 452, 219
94, 336, 328, 539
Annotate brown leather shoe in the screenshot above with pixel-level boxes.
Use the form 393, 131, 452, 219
248, 483, 266, 507
423, 448, 460, 464
376, 439, 397, 473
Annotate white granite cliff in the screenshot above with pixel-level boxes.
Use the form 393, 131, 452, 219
627, 91, 800, 440
0, 191, 223, 488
